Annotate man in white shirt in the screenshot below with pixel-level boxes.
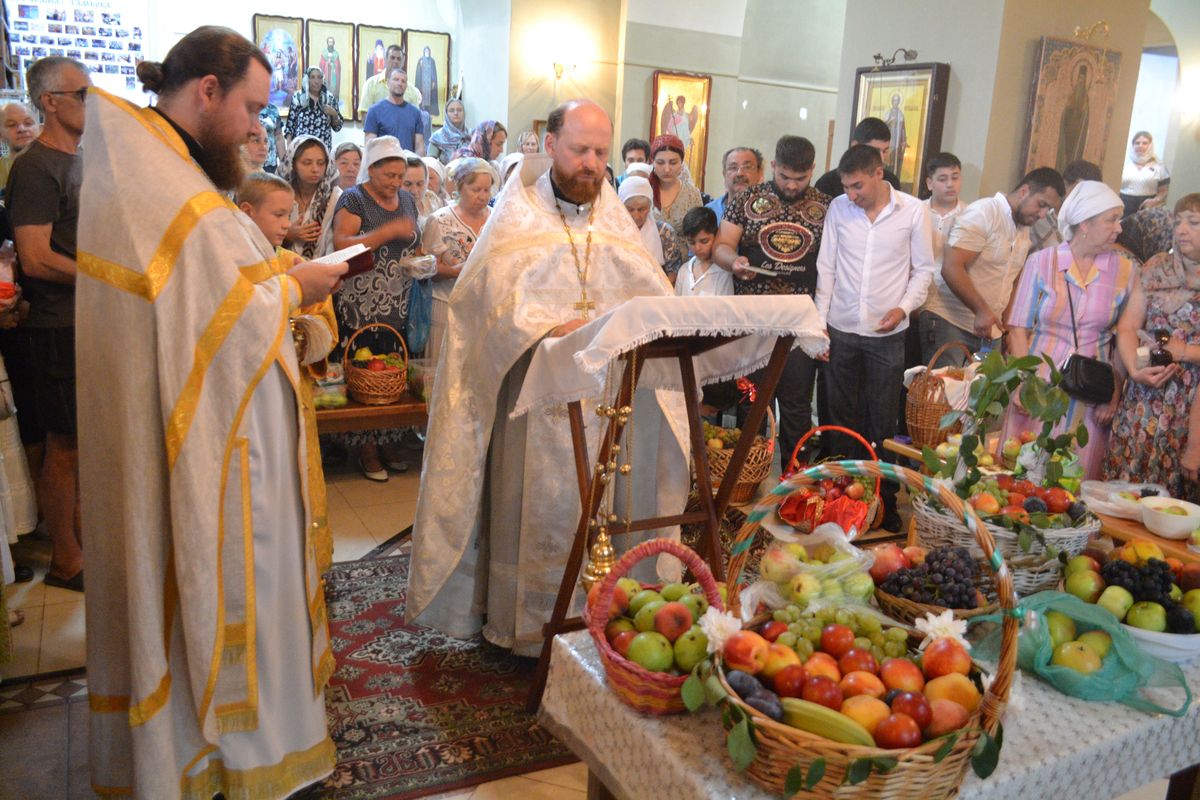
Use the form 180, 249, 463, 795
815, 144, 935, 530
1028, 160, 1100, 253
913, 152, 966, 368
923, 167, 1065, 364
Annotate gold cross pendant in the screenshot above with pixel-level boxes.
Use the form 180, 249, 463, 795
574, 290, 596, 319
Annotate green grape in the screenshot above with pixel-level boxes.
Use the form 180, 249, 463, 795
794, 638, 814, 660
773, 609, 790, 623
858, 614, 883, 635
834, 609, 856, 629
804, 627, 822, 646
871, 645, 886, 663
816, 608, 836, 625
869, 631, 886, 647
788, 622, 804, 635
853, 636, 872, 651
776, 631, 797, 648
885, 627, 909, 642
786, 604, 803, 620
883, 640, 907, 658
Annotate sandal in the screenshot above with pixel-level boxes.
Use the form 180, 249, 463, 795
14, 563, 33, 583
358, 457, 389, 483
44, 570, 84, 592
380, 446, 410, 473
8, 609, 24, 628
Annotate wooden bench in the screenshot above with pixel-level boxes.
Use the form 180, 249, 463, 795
314, 394, 428, 435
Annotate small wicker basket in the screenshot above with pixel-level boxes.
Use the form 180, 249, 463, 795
585, 538, 725, 715
705, 409, 775, 505
720, 461, 1017, 799
906, 341, 973, 449
782, 425, 883, 533
342, 322, 409, 405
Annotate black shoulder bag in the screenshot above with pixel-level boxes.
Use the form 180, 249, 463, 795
1058, 250, 1115, 405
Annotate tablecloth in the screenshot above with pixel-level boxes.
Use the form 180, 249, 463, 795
539, 629, 1200, 800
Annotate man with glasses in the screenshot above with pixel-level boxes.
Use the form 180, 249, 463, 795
712, 135, 830, 464
707, 146, 763, 220
5, 57, 91, 593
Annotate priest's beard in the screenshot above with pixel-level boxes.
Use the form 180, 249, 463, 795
196, 118, 247, 191
551, 165, 604, 205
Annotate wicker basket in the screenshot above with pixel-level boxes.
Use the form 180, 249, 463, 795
722, 461, 1017, 799
706, 409, 775, 505
912, 494, 1097, 595
906, 342, 973, 449
782, 425, 883, 534
585, 538, 725, 715
874, 586, 998, 627
342, 322, 409, 405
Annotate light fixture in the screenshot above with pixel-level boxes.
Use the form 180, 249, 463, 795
872, 48, 918, 70
553, 62, 576, 80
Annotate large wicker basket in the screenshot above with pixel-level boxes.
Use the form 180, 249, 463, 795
706, 409, 775, 505
906, 341, 973, 449
721, 461, 1017, 799
342, 322, 409, 405
585, 538, 725, 715
912, 494, 1097, 595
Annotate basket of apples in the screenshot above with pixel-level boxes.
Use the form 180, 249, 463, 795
584, 537, 726, 715
871, 544, 999, 627
343, 322, 409, 405
693, 461, 1014, 798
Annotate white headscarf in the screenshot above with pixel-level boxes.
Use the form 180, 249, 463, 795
422, 156, 447, 193
626, 162, 653, 179
498, 152, 524, 188
1129, 136, 1159, 167
618, 176, 664, 265
1057, 180, 1122, 241
358, 136, 406, 184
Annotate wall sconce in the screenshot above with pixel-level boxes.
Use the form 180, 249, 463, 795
553, 63, 576, 80
872, 48, 918, 70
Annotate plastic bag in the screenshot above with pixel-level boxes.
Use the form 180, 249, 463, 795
973, 590, 1191, 716
406, 277, 433, 355
756, 523, 875, 609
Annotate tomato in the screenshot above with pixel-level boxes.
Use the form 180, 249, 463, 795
1012, 480, 1037, 497
1006, 492, 1026, 507
996, 474, 1014, 491
1044, 487, 1071, 514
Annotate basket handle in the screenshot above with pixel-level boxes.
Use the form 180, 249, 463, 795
588, 538, 725, 669
341, 322, 411, 373
728, 460, 1017, 736
783, 425, 881, 499
925, 340, 974, 371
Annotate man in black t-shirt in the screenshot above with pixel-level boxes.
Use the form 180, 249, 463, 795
713, 135, 830, 463
815, 117, 901, 198
7, 56, 89, 592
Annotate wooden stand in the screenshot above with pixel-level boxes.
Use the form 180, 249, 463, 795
527, 334, 796, 711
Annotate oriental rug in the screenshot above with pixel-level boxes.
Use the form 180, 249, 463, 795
296, 546, 577, 800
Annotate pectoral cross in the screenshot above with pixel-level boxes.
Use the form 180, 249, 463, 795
574, 287, 596, 319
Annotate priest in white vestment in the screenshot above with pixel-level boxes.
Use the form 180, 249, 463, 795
75, 28, 348, 799
408, 100, 692, 656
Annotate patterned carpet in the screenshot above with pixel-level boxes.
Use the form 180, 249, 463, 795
297, 547, 577, 800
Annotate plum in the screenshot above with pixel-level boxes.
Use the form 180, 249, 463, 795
1023, 496, 1048, 513
745, 692, 784, 721
1067, 500, 1088, 521
726, 669, 766, 700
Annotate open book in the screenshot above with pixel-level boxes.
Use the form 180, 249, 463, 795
313, 243, 374, 277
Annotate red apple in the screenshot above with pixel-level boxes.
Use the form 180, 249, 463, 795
801, 676, 844, 710
889, 691, 932, 731
873, 713, 923, 749
723, 630, 770, 675
879, 657, 925, 693
838, 648, 879, 677
759, 620, 789, 643
868, 543, 911, 583
652, 601, 694, 643
611, 629, 637, 657
772, 663, 807, 698
605, 617, 635, 643
820, 624, 856, 660
925, 698, 970, 737
922, 637, 971, 679
803, 652, 841, 682
902, 546, 927, 566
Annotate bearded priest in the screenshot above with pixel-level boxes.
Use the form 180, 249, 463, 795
408, 100, 691, 656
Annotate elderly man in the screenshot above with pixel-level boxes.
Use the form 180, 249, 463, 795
0, 101, 39, 188
706, 146, 763, 220
75, 26, 346, 798
408, 99, 689, 656
357, 43, 421, 118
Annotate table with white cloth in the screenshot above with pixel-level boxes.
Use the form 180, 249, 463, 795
539, 629, 1200, 800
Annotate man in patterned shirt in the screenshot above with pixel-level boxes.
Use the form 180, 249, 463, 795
713, 134, 830, 462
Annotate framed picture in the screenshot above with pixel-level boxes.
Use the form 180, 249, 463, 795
253, 14, 303, 114
306, 19, 355, 123
650, 70, 712, 188
850, 62, 949, 196
355, 24, 405, 120
1021, 36, 1122, 174
406, 29, 451, 127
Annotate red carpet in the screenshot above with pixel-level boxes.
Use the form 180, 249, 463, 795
297, 547, 577, 799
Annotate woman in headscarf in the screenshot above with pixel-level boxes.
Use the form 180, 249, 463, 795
283, 67, 342, 150
331, 136, 420, 481
454, 120, 508, 166
422, 155, 449, 204
1000, 181, 1135, 479
649, 134, 702, 230
281, 135, 342, 258
497, 152, 523, 190
618, 175, 684, 279
400, 153, 441, 222
1120, 131, 1170, 217
1104, 194, 1200, 498
428, 97, 469, 165
334, 142, 362, 191
421, 157, 497, 366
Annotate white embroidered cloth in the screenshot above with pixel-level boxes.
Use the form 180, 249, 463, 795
511, 294, 828, 418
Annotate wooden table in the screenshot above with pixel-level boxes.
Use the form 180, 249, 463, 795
314, 394, 427, 435
882, 438, 1200, 564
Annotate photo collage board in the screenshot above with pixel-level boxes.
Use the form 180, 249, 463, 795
6, 0, 148, 104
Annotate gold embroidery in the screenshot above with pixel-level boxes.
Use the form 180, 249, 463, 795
128, 671, 172, 727
238, 436, 259, 719
180, 737, 335, 800
77, 252, 151, 299
238, 259, 277, 283
91, 783, 133, 796
92, 87, 189, 161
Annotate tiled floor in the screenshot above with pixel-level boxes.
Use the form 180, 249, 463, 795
0, 467, 1177, 800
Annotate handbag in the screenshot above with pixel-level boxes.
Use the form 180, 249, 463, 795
1057, 250, 1115, 405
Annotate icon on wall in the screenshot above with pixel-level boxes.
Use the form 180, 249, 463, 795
650, 70, 712, 189
254, 14, 304, 115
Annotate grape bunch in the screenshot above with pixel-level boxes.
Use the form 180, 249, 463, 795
880, 546, 980, 609
770, 604, 910, 663
1100, 558, 1173, 604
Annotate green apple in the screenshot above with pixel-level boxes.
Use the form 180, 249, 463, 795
1162, 505, 1189, 516
819, 578, 844, 599
679, 591, 709, 621
617, 577, 643, 602
634, 599, 667, 632
673, 625, 709, 672
1181, 589, 1200, 631
1125, 601, 1168, 632
660, 582, 691, 602
783, 542, 810, 562
1051, 641, 1102, 674
787, 573, 822, 605
628, 589, 664, 617
1096, 585, 1134, 621
1064, 555, 1100, 578
1076, 630, 1113, 660
842, 572, 875, 601
1044, 610, 1077, 650
626, 631, 674, 672
1002, 437, 1021, 461
1064, 570, 1106, 604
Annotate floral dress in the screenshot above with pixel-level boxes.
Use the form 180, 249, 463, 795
420, 204, 486, 365
1104, 252, 1200, 501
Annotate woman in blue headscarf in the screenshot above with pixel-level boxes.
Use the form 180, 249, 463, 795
453, 120, 508, 167
428, 97, 470, 165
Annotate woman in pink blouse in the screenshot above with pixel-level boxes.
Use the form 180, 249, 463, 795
1001, 181, 1134, 479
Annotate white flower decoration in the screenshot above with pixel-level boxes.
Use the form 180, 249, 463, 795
914, 609, 970, 652
737, 580, 787, 624
698, 606, 743, 655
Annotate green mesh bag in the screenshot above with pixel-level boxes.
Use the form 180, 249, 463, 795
973, 590, 1191, 716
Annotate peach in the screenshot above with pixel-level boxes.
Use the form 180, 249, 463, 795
760, 643, 802, 682
652, 601, 694, 643
723, 630, 770, 675
921, 637, 971, 679
879, 657, 925, 693
587, 581, 630, 619
925, 698, 970, 737
840, 695, 891, 737
803, 651, 841, 682
924, 673, 981, 713
839, 670, 886, 699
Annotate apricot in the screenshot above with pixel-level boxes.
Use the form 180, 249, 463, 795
924, 673, 981, 713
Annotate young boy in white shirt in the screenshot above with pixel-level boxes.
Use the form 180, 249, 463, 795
675, 206, 732, 297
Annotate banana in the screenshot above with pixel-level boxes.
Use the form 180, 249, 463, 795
780, 697, 875, 747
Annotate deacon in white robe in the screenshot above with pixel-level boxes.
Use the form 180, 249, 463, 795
408, 100, 691, 656
75, 29, 347, 799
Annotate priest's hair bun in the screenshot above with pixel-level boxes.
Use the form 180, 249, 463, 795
136, 61, 166, 94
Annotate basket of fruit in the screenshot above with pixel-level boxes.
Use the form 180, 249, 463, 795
712, 461, 1016, 799
780, 425, 882, 534
871, 544, 999, 627
585, 537, 725, 715
704, 410, 776, 505
343, 323, 409, 405
905, 342, 973, 449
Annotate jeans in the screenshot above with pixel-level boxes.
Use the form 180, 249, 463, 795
918, 311, 1000, 368
740, 345, 817, 469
